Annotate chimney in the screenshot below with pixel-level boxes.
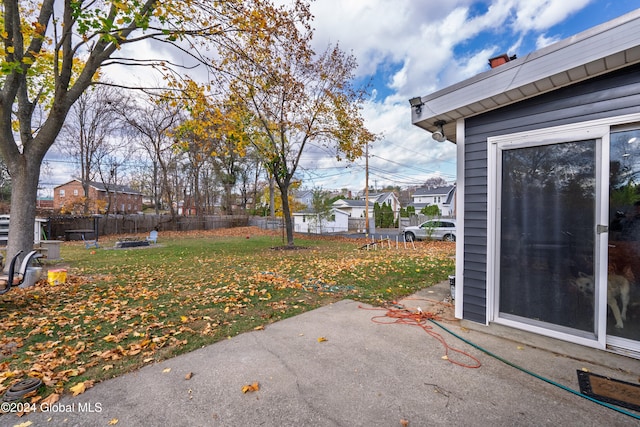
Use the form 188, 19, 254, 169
488, 53, 516, 68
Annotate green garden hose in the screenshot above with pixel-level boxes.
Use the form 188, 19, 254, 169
429, 319, 640, 421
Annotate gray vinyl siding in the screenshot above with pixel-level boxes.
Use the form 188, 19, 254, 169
461, 62, 640, 324
462, 133, 488, 323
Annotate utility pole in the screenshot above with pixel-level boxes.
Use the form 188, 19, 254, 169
365, 142, 369, 238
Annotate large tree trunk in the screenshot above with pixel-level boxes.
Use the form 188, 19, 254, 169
269, 176, 275, 217
153, 161, 160, 214
5, 157, 42, 271
279, 183, 295, 246
223, 181, 234, 213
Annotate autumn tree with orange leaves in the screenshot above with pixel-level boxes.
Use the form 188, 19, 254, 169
220, 12, 376, 246
0, 0, 309, 266
171, 80, 253, 215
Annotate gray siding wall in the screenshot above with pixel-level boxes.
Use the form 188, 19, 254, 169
462, 62, 640, 323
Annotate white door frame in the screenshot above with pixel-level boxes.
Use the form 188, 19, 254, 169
486, 113, 640, 350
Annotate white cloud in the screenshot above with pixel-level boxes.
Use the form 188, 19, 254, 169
535, 33, 562, 49
510, 0, 591, 32
300, 0, 600, 190
310, 0, 595, 96
298, 96, 457, 191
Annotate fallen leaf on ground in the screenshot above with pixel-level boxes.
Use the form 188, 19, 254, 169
103, 334, 118, 343
241, 382, 259, 393
108, 418, 119, 425
70, 382, 86, 396
22, 390, 39, 400
162, 368, 171, 373
317, 337, 327, 342
254, 325, 264, 331
13, 421, 33, 427
40, 393, 60, 407
185, 372, 193, 380
400, 419, 409, 426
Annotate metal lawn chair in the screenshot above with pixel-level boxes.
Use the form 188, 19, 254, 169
82, 234, 99, 249
0, 250, 40, 294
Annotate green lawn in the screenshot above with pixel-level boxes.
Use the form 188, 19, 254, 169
0, 227, 454, 403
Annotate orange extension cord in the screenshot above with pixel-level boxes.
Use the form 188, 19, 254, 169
360, 300, 482, 369
362, 301, 640, 421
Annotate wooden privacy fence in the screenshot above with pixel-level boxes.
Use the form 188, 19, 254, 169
46, 214, 250, 240
43, 214, 452, 241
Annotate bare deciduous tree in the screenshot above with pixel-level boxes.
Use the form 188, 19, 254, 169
123, 97, 185, 218
59, 85, 131, 213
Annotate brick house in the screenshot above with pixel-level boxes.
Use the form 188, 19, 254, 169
53, 179, 143, 214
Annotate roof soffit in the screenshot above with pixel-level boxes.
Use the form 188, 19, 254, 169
411, 9, 640, 143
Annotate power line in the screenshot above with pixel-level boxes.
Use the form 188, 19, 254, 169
300, 154, 455, 180
43, 157, 151, 168
369, 154, 456, 179
383, 139, 457, 167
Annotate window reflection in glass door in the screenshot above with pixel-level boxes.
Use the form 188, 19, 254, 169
499, 140, 597, 335
608, 129, 640, 341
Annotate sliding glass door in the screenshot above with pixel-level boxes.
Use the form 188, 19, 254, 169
492, 122, 640, 354
498, 139, 597, 337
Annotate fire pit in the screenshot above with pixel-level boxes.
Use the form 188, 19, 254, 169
114, 238, 150, 249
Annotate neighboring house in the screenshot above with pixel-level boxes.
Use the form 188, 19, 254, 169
176, 199, 198, 216
409, 186, 456, 216
54, 179, 143, 214
332, 199, 377, 232
292, 189, 315, 208
410, 10, 640, 358
362, 192, 402, 220
293, 208, 349, 234
332, 199, 373, 219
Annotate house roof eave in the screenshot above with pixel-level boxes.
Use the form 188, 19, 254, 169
411, 9, 640, 143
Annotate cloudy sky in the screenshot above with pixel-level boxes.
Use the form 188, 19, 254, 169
41, 0, 640, 195
297, 0, 640, 192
